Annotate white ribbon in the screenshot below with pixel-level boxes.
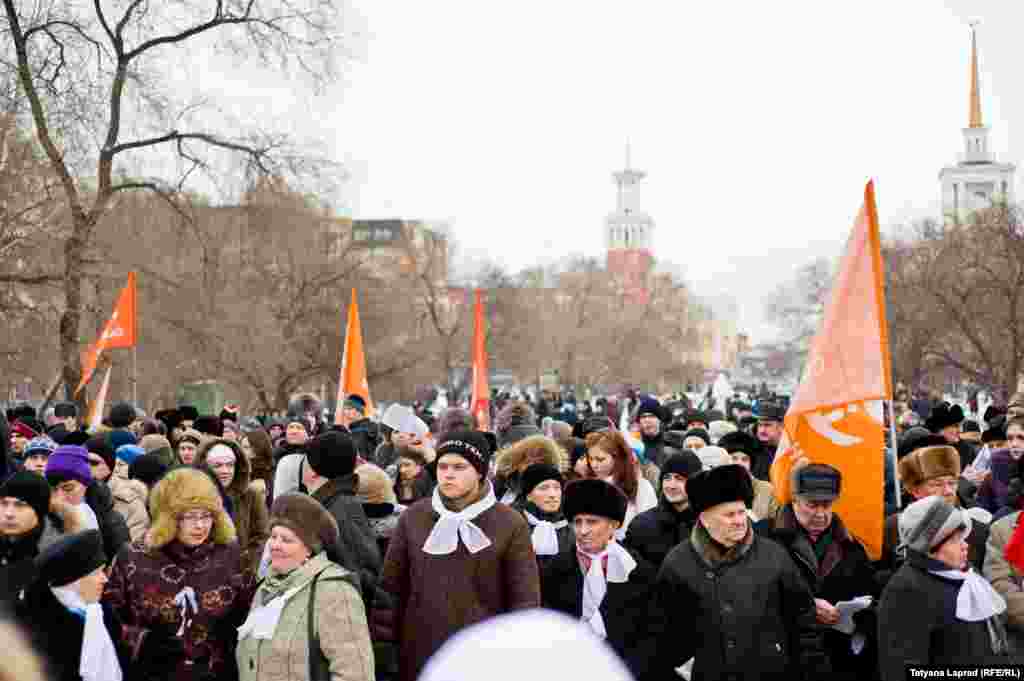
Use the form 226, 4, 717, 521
524, 511, 568, 556
929, 568, 1007, 622
52, 586, 123, 681
579, 541, 637, 639
173, 586, 198, 636
237, 585, 303, 641
423, 483, 496, 555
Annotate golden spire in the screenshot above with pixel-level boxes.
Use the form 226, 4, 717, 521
969, 23, 983, 129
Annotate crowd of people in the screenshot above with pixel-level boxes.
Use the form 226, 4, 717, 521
0, 388, 1021, 681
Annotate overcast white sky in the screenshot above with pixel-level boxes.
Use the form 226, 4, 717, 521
204, 0, 1019, 342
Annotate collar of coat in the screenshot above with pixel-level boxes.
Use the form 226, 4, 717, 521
691, 519, 753, 568
311, 473, 360, 505
772, 505, 849, 580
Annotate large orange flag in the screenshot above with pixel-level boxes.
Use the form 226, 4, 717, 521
335, 289, 374, 425
76, 272, 137, 395
770, 181, 892, 559
470, 290, 490, 431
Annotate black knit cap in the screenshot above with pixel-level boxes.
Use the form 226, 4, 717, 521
661, 451, 703, 481
686, 465, 754, 515
0, 471, 51, 526
519, 464, 563, 498
436, 430, 493, 478
178, 405, 199, 422
305, 431, 357, 480
36, 529, 106, 587
562, 479, 627, 523
109, 402, 137, 429
129, 453, 170, 488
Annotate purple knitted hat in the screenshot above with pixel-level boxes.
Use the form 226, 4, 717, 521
44, 445, 93, 487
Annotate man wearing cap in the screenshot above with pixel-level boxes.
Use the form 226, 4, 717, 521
344, 395, 382, 461
624, 448, 703, 568
752, 402, 786, 481
656, 464, 817, 681
378, 430, 540, 681
635, 397, 668, 468
46, 402, 80, 445
754, 464, 880, 681
719, 431, 779, 521
270, 413, 313, 499
10, 419, 39, 464
541, 479, 664, 681
0, 471, 56, 601
879, 444, 989, 575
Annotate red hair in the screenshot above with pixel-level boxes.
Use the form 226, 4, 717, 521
584, 431, 638, 503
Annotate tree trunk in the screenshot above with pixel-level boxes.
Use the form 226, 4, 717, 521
60, 219, 87, 411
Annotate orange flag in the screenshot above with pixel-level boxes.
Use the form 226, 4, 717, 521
334, 289, 373, 425
87, 365, 112, 431
470, 290, 490, 431
770, 180, 892, 560
76, 272, 137, 395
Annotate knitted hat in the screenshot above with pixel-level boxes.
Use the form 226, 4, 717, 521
85, 435, 115, 471
177, 429, 203, 446
683, 428, 711, 446
355, 463, 397, 505
925, 402, 964, 433
436, 430, 494, 479
44, 446, 93, 487
269, 492, 339, 554
305, 431, 357, 480
24, 436, 57, 457
116, 444, 145, 466
697, 446, 733, 471
193, 415, 224, 438
0, 471, 51, 526
660, 451, 703, 481
520, 463, 563, 499
146, 467, 235, 550
108, 402, 137, 429
717, 431, 760, 457
898, 445, 960, 489
54, 402, 78, 419
11, 420, 39, 440
35, 530, 106, 587
562, 479, 627, 523
686, 464, 754, 515
128, 453, 169, 488
792, 463, 842, 502
898, 496, 971, 554
178, 405, 199, 422
636, 396, 663, 421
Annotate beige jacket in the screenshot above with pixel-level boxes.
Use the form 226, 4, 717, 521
237, 554, 374, 681
108, 477, 150, 543
751, 477, 779, 521
983, 510, 1024, 652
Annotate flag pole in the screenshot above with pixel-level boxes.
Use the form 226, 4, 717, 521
887, 399, 901, 511
132, 344, 138, 406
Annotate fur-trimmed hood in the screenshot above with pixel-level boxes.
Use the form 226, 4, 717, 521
494, 435, 569, 477
145, 467, 236, 551
109, 476, 149, 505
195, 437, 251, 498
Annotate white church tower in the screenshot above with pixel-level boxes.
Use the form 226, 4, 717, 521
605, 145, 655, 253
940, 25, 1015, 224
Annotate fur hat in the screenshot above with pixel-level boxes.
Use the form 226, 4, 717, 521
178, 405, 200, 422
140, 434, 173, 459
792, 463, 842, 502
146, 467, 236, 550
177, 428, 203, 446
897, 427, 945, 459
925, 402, 964, 433
305, 431, 357, 480
683, 428, 711, 446
36, 530, 106, 587
108, 402, 137, 429
562, 479, 627, 523
128, 453, 169, 488
898, 445, 961, 489
519, 464, 563, 499
686, 464, 754, 515
193, 415, 224, 438
717, 431, 760, 457
269, 492, 339, 554
356, 463, 397, 505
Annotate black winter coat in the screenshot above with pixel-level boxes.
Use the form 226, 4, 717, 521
85, 480, 131, 559
349, 418, 380, 461
641, 433, 667, 468
311, 474, 383, 594
541, 546, 664, 681
877, 550, 1000, 681
0, 524, 42, 603
751, 441, 777, 482
755, 508, 882, 681
624, 499, 697, 568
656, 526, 817, 681
511, 500, 574, 574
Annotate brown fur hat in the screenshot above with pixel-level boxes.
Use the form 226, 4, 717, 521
495, 435, 570, 476
145, 467, 236, 551
898, 445, 961, 489
269, 493, 339, 554
356, 463, 397, 505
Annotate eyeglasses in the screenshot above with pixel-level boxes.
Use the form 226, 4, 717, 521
179, 512, 214, 525
1008, 434, 1024, 442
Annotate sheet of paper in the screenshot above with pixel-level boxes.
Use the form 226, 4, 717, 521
832, 595, 872, 635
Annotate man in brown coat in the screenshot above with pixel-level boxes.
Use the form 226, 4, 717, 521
379, 430, 541, 681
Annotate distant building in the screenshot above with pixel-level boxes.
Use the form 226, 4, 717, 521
604, 147, 654, 304
940, 26, 1015, 224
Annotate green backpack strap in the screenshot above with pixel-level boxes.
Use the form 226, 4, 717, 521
307, 572, 331, 681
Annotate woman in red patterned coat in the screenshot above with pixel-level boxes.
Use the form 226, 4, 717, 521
103, 466, 253, 681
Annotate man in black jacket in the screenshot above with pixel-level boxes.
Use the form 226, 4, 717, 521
656, 464, 817, 681
625, 448, 702, 568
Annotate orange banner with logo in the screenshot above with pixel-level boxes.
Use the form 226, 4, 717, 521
76, 272, 136, 396
470, 289, 490, 431
335, 289, 374, 425
770, 181, 892, 560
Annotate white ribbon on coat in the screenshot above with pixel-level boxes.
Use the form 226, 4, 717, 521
523, 511, 568, 556
579, 541, 636, 639
51, 586, 123, 681
422, 483, 496, 555
173, 586, 198, 636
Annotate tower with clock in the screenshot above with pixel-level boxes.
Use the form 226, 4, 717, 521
605, 146, 654, 304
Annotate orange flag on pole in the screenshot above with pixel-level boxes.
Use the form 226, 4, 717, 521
87, 365, 113, 431
769, 180, 892, 559
334, 289, 373, 425
470, 290, 491, 431
76, 272, 137, 395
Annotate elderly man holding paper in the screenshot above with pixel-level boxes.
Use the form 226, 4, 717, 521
754, 463, 881, 681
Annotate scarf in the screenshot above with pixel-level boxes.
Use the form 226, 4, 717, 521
423, 482, 496, 555
77, 502, 99, 531
523, 505, 568, 556
51, 586, 123, 681
578, 541, 636, 639
928, 567, 1007, 622
691, 520, 753, 567
239, 553, 331, 641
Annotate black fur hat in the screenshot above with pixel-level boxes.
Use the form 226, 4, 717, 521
193, 415, 224, 438
108, 402, 136, 429
178, 405, 200, 422
686, 464, 754, 515
562, 479, 627, 523
717, 431, 760, 456
925, 402, 964, 433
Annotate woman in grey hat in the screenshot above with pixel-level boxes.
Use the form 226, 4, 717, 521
877, 496, 1007, 680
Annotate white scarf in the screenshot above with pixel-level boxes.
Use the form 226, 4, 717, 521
929, 567, 1007, 622
51, 586, 123, 681
237, 585, 303, 641
524, 511, 568, 556
579, 541, 637, 639
77, 502, 99, 531
423, 483, 496, 555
